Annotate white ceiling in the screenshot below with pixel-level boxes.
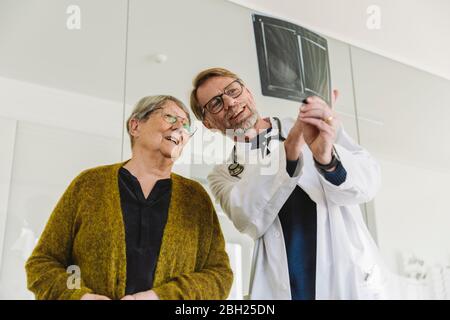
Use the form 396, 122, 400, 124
228, 0, 450, 81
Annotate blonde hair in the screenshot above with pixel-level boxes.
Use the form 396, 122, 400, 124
190, 67, 240, 120
126, 95, 190, 147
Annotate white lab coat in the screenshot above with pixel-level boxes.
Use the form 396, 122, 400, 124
208, 117, 401, 300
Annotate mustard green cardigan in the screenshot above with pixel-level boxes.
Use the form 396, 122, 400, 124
25, 162, 233, 300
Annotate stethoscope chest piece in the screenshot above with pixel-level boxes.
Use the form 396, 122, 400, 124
228, 162, 244, 177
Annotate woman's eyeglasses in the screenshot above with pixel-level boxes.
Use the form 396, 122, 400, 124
134, 107, 197, 137
160, 112, 196, 137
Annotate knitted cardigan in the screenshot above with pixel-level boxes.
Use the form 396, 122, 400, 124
25, 162, 233, 300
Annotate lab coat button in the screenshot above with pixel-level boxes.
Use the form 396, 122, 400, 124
274, 231, 280, 238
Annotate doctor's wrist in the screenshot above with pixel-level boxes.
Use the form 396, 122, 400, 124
314, 147, 340, 172
284, 140, 304, 161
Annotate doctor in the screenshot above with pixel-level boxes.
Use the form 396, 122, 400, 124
189, 67, 387, 300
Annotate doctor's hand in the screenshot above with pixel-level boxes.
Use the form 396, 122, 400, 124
284, 105, 306, 161
299, 90, 340, 165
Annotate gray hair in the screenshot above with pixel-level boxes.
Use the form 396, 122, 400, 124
126, 95, 190, 147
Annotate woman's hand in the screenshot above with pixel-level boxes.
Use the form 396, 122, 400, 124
121, 290, 159, 300
80, 293, 111, 300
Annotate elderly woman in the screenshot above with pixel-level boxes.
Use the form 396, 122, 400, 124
25, 95, 233, 300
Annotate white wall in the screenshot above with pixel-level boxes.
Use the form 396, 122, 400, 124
0, 0, 128, 101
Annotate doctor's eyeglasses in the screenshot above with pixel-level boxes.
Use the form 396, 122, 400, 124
202, 79, 244, 117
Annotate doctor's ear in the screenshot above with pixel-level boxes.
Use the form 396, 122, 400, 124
331, 89, 339, 109
202, 118, 212, 130
246, 87, 255, 100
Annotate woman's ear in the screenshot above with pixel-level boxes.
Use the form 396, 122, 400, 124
128, 118, 140, 138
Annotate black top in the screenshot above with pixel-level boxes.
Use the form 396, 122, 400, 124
118, 167, 171, 295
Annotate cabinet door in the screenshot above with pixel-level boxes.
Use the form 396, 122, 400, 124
0, 0, 127, 299
0, 118, 17, 271
351, 46, 450, 274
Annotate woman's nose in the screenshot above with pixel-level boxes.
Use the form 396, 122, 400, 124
171, 120, 183, 130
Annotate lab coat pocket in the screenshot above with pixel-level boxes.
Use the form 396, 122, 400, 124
328, 205, 394, 299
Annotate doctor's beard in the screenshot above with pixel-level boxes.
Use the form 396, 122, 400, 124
226, 104, 259, 137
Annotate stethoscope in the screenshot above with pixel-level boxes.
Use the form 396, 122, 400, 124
228, 117, 285, 178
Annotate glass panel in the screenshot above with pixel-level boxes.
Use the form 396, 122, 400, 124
125, 0, 265, 299
0, 122, 122, 299
0, 118, 17, 271
352, 46, 450, 299
124, 0, 361, 300
0, 0, 127, 299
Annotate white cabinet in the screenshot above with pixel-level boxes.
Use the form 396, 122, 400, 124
0, 0, 127, 299
0, 122, 122, 299
351, 46, 450, 274
0, 118, 17, 270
